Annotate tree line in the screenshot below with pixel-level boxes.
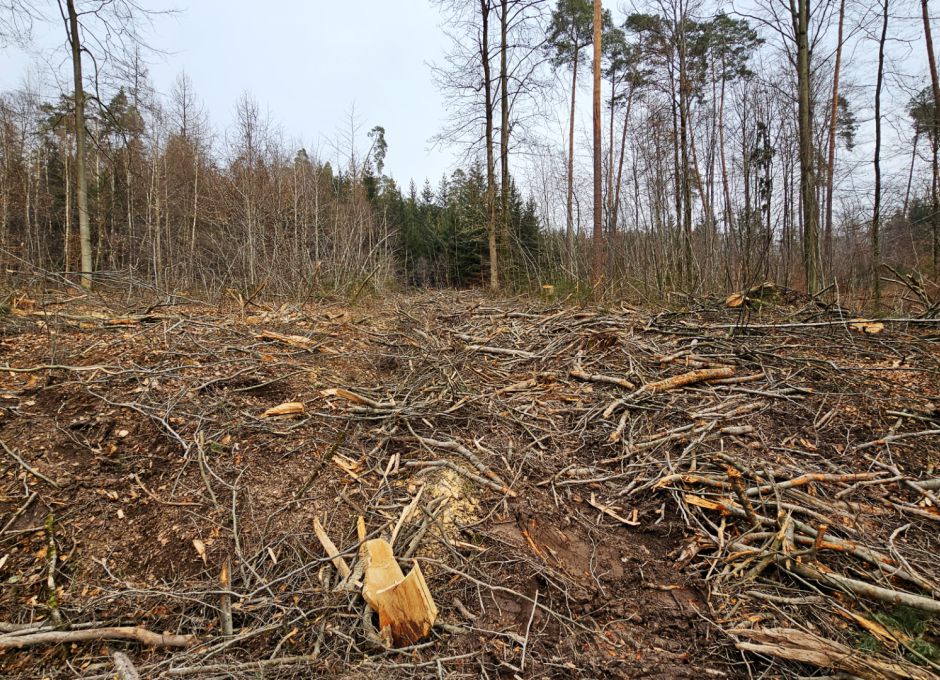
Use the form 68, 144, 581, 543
2, 0, 940, 305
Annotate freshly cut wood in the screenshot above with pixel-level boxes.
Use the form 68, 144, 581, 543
731, 627, 934, 680
640, 366, 735, 393
361, 539, 406, 608
373, 560, 438, 647
312, 518, 350, 579
570, 366, 636, 390
261, 402, 305, 418
360, 538, 438, 647
588, 493, 639, 526
321, 388, 395, 409
849, 319, 885, 335
725, 292, 745, 308
256, 330, 314, 348
0, 626, 193, 649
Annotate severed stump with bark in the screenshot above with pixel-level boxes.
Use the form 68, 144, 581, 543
360, 539, 438, 647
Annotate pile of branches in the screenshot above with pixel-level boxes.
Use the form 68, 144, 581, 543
0, 289, 938, 678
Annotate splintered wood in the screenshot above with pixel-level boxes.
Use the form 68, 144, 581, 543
314, 522, 438, 648
4, 290, 940, 679
361, 539, 438, 647
261, 401, 305, 418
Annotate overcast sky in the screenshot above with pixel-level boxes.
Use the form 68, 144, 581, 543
0, 0, 458, 186
2, 0, 938, 213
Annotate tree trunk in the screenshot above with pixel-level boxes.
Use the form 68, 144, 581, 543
66, 0, 92, 289
482, 0, 498, 290
64, 130, 71, 272
566, 49, 579, 273
921, 0, 940, 274
677, 11, 694, 291
607, 77, 616, 238
591, 0, 604, 290
499, 0, 510, 276
824, 0, 846, 283
794, 0, 819, 294
872, 0, 888, 307
612, 88, 634, 236
904, 130, 919, 219
719, 72, 733, 236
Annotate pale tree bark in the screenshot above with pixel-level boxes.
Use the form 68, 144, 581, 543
611, 88, 635, 236
65, 0, 92, 288
499, 0, 510, 274
872, 0, 887, 307
591, 0, 604, 289
824, 0, 846, 279
566, 50, 579, 271
607, 74, 615, 237
676, 3, 694, 291
482, 0, 499, 290
904, 130, 919, 219
793, 0, 820, 294
921, 0, 940, 274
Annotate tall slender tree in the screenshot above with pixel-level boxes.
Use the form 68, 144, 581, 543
482, 0, 499, 289
921, 0, 940, 274
499, 0, 511, 274
872, 0, 888, 306
793, 0, 820, 294
824, 0, 846, 277
64, 0, 92, 287
547, 0, 597, 272
592, 0, 604, 289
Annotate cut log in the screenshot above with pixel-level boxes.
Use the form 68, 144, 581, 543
256, 330, 314, 349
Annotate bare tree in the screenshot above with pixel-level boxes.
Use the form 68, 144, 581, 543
0, 0, 35, 46
62, 0, 92, 287
793, 0, 820, 294
482, 0, 499, 289
871, 0, 887, 306
823, 0, 845, 276
592, 0, 604, 288
921, 0, 940, 275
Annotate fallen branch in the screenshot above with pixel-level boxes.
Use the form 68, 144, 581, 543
569, 366, 636, 390
732, 627, 934, 680
0, 626, 194, 649
465, 344, 536, 359
0, 439, 60, 488
788, 561, 940, 615
641, 366, 735, 393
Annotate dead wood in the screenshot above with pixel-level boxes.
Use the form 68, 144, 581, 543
640, 366, 736, 393
0, 626, 194, 649
731, 628, 935, 680
313, 518, 351, 579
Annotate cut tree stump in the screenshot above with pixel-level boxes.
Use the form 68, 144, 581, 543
360, 538, 437, 647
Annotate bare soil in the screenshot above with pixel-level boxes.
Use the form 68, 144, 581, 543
0, 289, 938, 679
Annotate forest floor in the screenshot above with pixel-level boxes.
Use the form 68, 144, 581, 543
0, 286, 939, 679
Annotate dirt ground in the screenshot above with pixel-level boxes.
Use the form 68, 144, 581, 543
0, 288, 938, 679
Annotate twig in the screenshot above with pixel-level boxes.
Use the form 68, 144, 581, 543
0, 439, 60, 488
